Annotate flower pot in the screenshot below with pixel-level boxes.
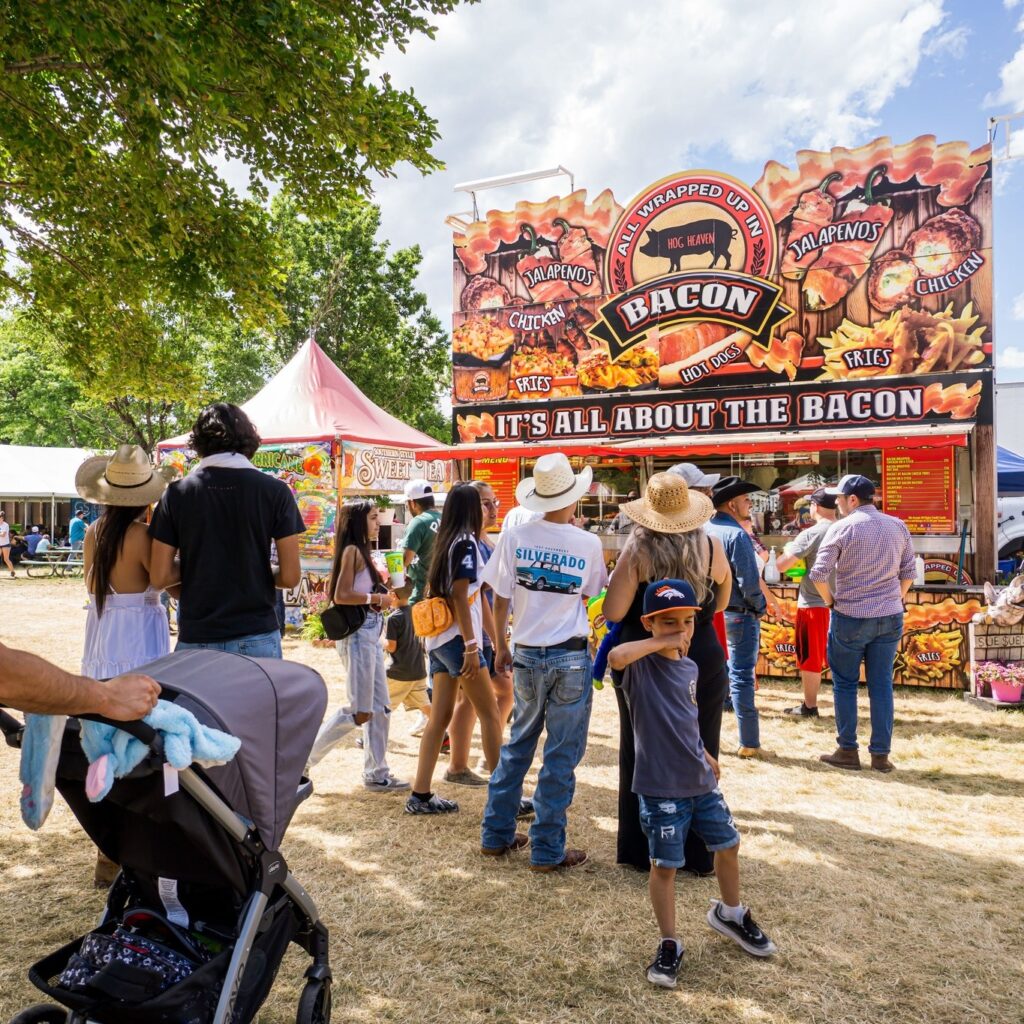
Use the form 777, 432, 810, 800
377, 508, 395, 526
989, 679, 1024, 703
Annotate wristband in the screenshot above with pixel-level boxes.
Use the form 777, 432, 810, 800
464, 640, 479, 651
366, 593, 372, 606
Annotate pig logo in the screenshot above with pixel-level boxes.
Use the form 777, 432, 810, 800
606, 170, 776, 291
639, 220, 738, 272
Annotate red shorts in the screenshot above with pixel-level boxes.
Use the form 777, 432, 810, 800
796, 606, 830, 672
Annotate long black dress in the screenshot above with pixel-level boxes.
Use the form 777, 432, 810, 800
611, 538, 728, 873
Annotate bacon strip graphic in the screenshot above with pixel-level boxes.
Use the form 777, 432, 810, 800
754, 136, 992, 223
453, 189, 622, 276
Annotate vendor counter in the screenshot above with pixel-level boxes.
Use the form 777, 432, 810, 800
758, 583, 984, 690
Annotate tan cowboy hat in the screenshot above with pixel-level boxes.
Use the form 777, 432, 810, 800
621, 472, 714, 534
515, 453, 593, 513
75, 444, 180, 506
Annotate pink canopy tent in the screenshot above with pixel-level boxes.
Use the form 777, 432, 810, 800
156, 340, 446, 582
158, 338, 440, 449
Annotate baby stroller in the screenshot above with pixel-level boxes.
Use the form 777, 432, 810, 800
1, 649, 333, 1023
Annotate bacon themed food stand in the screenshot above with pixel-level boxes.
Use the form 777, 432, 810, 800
422, 133, 998, 689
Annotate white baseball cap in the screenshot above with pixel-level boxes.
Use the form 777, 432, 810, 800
668, 462, 721, 488
403, 479, 434, 501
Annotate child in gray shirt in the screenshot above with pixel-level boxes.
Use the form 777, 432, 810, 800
609, 578, 777, 990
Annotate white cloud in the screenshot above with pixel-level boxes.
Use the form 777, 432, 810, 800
999, 346, 1024, 369
990, 39, 1024, 108
1014, 293, 1024, 320
923, 25, 970, 58
370, 0, 951, 321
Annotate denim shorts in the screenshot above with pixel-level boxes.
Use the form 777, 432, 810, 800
176, 628, 282, 659
428, 633, 487, 680
638, 789, 740, 869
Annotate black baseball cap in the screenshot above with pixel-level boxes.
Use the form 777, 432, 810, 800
825, 474, 876, 500
809, 486, 838, 510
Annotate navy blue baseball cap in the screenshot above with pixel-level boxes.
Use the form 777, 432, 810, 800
825, 474, 876, 500
642, 578, 700, 618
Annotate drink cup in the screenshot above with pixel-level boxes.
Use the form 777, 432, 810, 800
385, 550, 405, 588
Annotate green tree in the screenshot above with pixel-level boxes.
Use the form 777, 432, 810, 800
271, 196, 450, 440
0, 0, 464, 395
0, 309, 271, 452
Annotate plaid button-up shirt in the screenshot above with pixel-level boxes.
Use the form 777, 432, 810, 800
809, 503, 915, 618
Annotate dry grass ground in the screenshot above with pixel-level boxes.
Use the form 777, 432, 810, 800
1, 577, 1022, 1024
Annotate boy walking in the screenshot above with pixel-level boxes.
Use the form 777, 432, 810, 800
609, 579, 776, 989
384, 584, 431, 730
480, 453, 607, 871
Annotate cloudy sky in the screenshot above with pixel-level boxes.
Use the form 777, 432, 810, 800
355, 0, 1024, 381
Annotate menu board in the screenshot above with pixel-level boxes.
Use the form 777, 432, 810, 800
471, 457, 518, 530
451, 134, 994, 445
882, 447, 956, 534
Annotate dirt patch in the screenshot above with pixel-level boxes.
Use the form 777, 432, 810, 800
1, 577, 1022, 1022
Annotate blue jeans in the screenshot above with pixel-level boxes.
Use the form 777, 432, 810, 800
828, 611, 902, 755
724, 611, 760, 749
638, 790, 740, 869
176, 629, 282, 659
481, 644, 592, 867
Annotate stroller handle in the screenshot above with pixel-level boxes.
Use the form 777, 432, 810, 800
78, 713, 158, 746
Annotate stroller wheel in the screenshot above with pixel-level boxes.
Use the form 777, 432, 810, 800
8, 1006, 68, 1024
296, 978, 331, 1024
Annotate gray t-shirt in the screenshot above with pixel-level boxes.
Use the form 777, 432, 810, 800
621, 653, 717, 799
783, 518, 835, 608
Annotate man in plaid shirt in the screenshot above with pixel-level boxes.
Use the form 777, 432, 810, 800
809, 475, 915, 773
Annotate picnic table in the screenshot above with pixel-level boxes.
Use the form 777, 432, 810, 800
23, 547, 85, 578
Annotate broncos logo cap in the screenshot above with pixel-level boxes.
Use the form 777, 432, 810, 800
642, 578, 701, 618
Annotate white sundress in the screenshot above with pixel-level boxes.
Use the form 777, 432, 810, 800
81, 586, 170, 680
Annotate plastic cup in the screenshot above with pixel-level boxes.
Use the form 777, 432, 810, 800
385, 550, 405, 588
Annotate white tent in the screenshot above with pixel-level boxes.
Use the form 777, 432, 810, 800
0, 445, 98, 498
0, 445, 102, 532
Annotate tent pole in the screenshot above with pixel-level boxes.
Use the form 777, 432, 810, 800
50, 494, 55, 536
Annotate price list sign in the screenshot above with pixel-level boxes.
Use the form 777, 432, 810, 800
471, 457, 519, 530
882, 448, 956, 535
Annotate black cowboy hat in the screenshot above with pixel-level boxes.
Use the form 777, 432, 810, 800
710, 475, 761, 507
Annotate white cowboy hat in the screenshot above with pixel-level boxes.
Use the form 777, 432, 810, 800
515, 453, 593, 513
75, 444, 180, 506
621, 472, 714, 534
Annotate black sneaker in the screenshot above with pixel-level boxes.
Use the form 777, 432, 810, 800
516, 797, 536, 820
783, 703, 820, 718
646, 939, 683, 988
706, 900, 777, 957
404, 793, 459, 815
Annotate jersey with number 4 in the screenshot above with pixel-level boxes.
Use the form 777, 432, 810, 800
424, 533, 485, 652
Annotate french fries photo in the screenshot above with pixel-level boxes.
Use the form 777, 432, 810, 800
898, 628, 964, 682
818, 302, 986, 380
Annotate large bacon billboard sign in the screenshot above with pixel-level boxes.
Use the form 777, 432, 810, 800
450, 135, 993, 444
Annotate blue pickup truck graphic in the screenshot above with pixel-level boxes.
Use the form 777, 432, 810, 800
516, 558, 584, 594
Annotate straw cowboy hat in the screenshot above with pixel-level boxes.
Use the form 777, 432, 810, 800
75, 444, 180, 506
516, 453, 593, 513
620, 472, 714, 534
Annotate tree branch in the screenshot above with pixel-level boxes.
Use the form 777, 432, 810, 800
4, 59, 91, 75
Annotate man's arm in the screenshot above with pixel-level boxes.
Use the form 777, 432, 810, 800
273, 533, 302, 590
733, 534, 767, 613
898, 530, 916, 598
492, 595, 513, 673
0, 642, 160, 719
149, 539, 179, 592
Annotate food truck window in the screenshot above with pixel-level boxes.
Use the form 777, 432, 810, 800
520, 456, 641, 534
731, 451, 841, 549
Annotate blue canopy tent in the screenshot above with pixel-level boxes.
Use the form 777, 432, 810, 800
998, 445, 1024, 494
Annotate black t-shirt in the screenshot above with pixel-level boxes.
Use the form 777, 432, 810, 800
149, 466, 306, 643
385, 605, 426, 681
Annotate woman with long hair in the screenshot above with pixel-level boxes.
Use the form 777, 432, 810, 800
405, 484, 504, 815
308, 500, 408, 791
604, 472, 732, 873
444, 480, 515, 785
76, 444, 179, 885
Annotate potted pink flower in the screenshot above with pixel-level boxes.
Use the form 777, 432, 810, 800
975, 660, 1024, 702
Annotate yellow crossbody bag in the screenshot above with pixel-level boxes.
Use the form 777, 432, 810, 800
412, 590, 479, 639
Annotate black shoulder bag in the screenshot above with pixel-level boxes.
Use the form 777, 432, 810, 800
319, 548, 385, 640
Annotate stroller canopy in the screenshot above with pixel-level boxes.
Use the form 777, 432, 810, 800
139, 650, 328, 851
